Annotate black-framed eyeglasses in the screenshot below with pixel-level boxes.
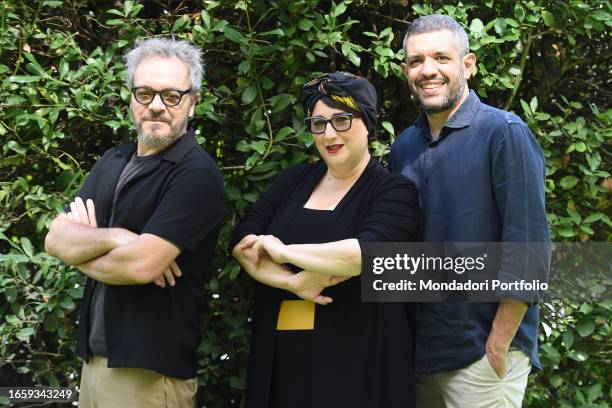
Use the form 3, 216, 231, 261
304, 113, 356, 134
131, 86, 192, 107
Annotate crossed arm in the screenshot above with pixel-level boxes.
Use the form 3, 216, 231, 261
45, 197, 181, 287
232, 234, 357, 305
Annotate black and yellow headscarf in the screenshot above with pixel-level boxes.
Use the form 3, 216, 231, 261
301, 72, 378, 138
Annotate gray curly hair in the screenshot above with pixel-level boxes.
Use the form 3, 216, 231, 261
124, 37, 204, 93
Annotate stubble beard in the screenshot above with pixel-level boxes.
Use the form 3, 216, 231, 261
411, 70, 467, 114
135, 115, 189, 150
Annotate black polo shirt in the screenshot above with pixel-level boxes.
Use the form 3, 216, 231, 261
73, 129, 226, 379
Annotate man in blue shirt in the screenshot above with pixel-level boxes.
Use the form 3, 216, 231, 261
390, 15, 551, 407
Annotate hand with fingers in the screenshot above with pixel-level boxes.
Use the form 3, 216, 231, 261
67, 197, 98, 227
66, 197, 181, 288
238, 234, 287, 267
286, 270, 351, 305
153, 261, 182, 288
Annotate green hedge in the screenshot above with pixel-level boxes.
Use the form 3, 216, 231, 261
0, 1, 609, 406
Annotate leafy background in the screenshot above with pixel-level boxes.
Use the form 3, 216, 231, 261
0, 0, 610, 406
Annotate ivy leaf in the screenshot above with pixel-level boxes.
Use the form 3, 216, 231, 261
333, 2, 348, 17
470, 18, 485, 34
556, 226, 575, 237
298, 19, 313, 31
530, 97, 538, 113
9, 76, 41, 83
381, 121, 394, 135
560, 176, 578, 189
222, 26, 245, 44
549, 374, 563, 388
346, 49, 361, 67
20, 237, 33, 257
542, 10, 558, 28
586, 153, 601, 171
105, 19, 125, 26
540, 344, 562, 364
16, 327, 36, 341
253, 141, 266, 155
576, 317, 595, 337
583, 213, 603, 224
563, 330, 574, 349
269, 93, 295, 113
514, 4, 526, 21
509, 66, 521, 76
275, 127, 294, 141
567, 350, 588, 361
241, 84, 257, 105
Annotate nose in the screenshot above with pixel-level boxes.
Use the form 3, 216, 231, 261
148, 94, 166, 111
420, 57, 437, 78
323, 121, 337, 138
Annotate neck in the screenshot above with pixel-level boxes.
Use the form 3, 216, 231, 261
137, 144, 164, 156
426, 88, 470, 140
327, 152, 371, 183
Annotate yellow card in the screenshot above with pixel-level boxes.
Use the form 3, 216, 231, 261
276, 300, 315, 330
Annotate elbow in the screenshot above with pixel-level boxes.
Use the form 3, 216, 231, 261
44, 232, 56, 257
44, 230, 76, 265
44, 217, 66, 259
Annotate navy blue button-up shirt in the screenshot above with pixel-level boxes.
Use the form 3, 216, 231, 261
390, 90, 551, 374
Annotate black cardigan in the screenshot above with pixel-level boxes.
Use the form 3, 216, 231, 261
232, 157, 421, 408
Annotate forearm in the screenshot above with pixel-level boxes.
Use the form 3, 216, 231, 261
78, 255, 145, 285
77, 238, 172, 285
280, 239, 361, 276
45, 217, 135, 265
486, 298, 528, 351
233, 247, 293, 290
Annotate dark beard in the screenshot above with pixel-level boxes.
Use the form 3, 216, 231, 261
410, 70, 467, 114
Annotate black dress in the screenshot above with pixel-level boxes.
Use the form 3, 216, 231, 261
232, 157, 420, 408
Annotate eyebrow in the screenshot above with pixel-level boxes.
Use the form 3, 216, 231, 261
408, 50, 452, 57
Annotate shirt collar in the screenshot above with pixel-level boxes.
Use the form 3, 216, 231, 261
113, 128, 196, 163
414, 89, 480, 132
444, 89, 480, 129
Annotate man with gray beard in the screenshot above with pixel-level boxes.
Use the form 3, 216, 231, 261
45, 38, 226, 407
390, 15, 551, 408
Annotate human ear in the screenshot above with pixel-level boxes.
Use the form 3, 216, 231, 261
463, 53, 477, 79
189, 93, 199, 117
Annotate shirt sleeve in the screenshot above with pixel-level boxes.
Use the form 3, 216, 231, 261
492, 121, 552, 304
142, 164, 227, 253
356, 174, 421, 243
230, 164, 311, 250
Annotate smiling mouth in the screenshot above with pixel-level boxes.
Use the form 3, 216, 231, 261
420, 82, 445, 89
325, 144, 344, 154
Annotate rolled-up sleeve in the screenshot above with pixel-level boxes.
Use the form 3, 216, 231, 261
492, 121, 551, 303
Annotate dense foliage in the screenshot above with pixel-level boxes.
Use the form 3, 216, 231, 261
0, 0, 610, 406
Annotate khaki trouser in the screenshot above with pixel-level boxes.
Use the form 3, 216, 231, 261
416, 350, 532, 408
78, 356, 197, 408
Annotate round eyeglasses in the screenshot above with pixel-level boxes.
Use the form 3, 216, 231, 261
304, 113, 356, 134
131, 87, 192, 107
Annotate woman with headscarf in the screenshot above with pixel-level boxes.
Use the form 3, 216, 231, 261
231, 72, 420, 408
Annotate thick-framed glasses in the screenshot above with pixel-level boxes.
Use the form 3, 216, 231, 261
131, 87, 191, 107
304, 113, 355, 134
